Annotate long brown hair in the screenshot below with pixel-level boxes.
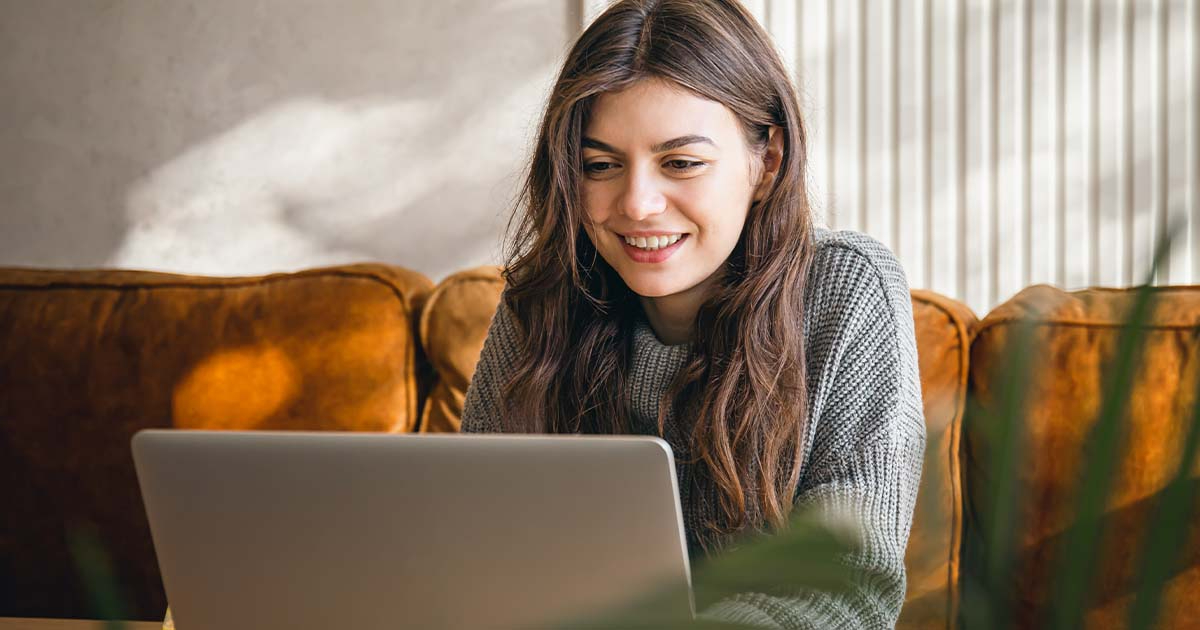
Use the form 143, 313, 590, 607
500, 0, 815, 552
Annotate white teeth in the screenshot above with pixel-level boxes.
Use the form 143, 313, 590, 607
622, 233, 684, 251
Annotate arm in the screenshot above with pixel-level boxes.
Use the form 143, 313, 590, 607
698, 235, 927, 629
461, 291, 522, 434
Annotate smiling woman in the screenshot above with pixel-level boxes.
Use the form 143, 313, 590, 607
460, 1, 925, 628
579, 78, 782, 344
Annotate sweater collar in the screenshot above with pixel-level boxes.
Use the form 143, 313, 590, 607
632, 306, 693, 363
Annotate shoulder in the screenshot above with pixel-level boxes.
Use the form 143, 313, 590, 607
800, 229, 925, 460
804, 227, 913, 326
807, 227, 908, 293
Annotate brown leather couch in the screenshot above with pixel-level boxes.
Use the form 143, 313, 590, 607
1, 264, 1196, 628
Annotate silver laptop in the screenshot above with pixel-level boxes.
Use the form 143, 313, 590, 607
131, 429, 694, 630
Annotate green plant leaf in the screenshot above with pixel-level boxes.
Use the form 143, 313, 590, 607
1046, 220, 1181, 630
690, 507, 858, 601
554, 507, 858, 628
959, 313, 1041, 630
66, 526, 129, 630
1126, 326, 1200, 630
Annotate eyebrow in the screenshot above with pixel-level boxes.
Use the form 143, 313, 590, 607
582, 134, 717, 154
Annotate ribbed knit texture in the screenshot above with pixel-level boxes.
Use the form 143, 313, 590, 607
461, 228, 926, 629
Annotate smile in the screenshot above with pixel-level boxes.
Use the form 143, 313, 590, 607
621, 233, 684, 251
618, 233, 688, 264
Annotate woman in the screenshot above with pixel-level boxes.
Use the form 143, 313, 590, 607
461, 0, 925, 627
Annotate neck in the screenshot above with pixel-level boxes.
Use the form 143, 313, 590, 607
638, 273, 719, 346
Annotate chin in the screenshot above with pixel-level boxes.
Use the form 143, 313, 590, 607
617, 272, 692, 299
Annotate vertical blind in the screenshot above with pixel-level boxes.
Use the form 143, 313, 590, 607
582, 0, 1199, 316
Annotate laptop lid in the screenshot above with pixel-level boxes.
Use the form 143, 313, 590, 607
131, 429, 693, 630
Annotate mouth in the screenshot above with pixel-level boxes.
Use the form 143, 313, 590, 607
616, 231, 688, 264
619, 232, 685, 251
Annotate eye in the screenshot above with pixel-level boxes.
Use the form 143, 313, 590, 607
583, 161, 619, 175
666, 159, 705, 171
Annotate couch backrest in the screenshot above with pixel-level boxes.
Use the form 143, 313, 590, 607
419, 266, 981, 630
0, 264, 431, 618
963, 284, 1200, 628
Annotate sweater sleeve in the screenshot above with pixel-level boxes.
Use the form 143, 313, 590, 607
698, 234, 927, 629
460, 292, 522, 434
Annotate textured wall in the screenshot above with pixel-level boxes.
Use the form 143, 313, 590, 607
724, 0, 1199, 316
0, 0, 572, 281
5, 0, 1198, 314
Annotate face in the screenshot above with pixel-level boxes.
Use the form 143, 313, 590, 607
580, 78, 771, 299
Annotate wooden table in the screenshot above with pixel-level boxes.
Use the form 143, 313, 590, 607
0, 620, 161, 630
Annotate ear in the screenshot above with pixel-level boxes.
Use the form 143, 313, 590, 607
752, 126, 784, 203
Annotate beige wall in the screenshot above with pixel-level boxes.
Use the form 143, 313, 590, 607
0, 0, 573, 281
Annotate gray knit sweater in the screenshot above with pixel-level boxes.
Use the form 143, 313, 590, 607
461, 227, 926, 629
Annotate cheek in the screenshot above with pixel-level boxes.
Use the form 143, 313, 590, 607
686, 181, 751, 245
581, 184, 610, 225
580, 190, 616, 256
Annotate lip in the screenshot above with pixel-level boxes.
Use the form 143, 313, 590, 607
620, 234, 688, 264
619, 230, 687, 238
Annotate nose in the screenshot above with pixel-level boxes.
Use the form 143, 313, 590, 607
618, 166, 667, 221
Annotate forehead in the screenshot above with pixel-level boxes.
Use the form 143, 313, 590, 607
585, 79, 744, 150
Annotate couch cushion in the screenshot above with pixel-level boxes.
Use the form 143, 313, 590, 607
0, 263, 431, 619
417, 266, 505, 433
901, 290, 979, 630
417, 266, 977, 629
963, 284, 1200, 628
